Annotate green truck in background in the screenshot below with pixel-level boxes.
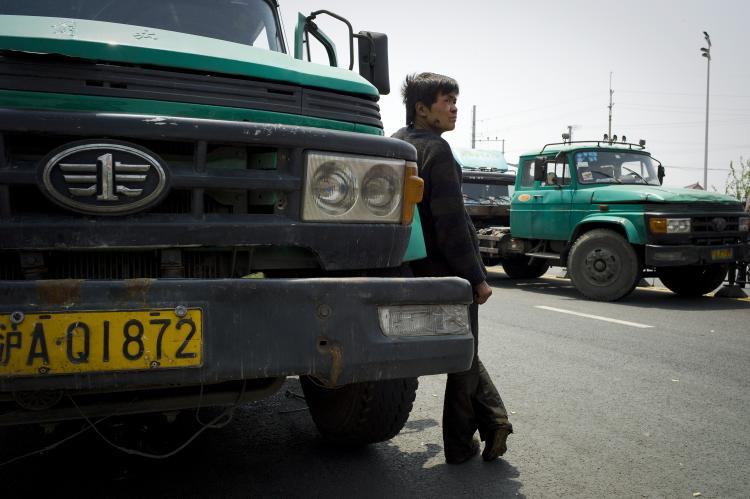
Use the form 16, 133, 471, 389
478, 139, 750, 301
0, 1, 476, 444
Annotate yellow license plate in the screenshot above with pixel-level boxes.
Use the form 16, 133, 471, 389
710, 248, 733, 260
0, 309, 202, 377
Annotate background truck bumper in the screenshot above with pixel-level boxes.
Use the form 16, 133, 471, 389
0, 277, 474, 392
645, 243, 749, 266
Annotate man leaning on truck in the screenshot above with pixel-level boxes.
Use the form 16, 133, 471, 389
393, 72, 513, 464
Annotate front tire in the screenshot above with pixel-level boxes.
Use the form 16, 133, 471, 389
657, 265, 727, 297
501, 256, 550, 279
568, 229, 641, 301
300, 376, 418, 445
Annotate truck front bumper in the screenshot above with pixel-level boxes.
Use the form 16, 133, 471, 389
0, 277, 474, 393
645, 242, 749, 266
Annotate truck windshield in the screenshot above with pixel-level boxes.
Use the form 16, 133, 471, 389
574, 151, 660, 186
1, 0, 285, 52
462, 183, 513, 204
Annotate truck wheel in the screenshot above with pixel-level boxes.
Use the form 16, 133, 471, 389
657, 265, 727, 297
300, 376, 418, 445
501, 256, 550, 279
483, 256, 502, 267
568, 229, 640, 301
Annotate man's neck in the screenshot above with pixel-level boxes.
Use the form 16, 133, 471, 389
412, 119, 443, 136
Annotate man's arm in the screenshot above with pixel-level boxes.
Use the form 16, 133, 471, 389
425, 141, 486, 288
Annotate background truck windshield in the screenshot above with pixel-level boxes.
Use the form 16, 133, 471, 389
462, 183, 513, 204
1, 0, 284, 52
574, 151, 660, 186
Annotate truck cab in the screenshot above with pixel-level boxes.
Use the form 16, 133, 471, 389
478, 139, 750, 301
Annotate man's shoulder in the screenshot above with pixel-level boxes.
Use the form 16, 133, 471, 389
392, 127, 452, 156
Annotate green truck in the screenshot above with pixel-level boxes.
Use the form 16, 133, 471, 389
478, 139, 750, 301
0, 1, 475, 444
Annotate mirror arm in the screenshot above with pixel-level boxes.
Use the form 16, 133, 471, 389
307, 10, 355, 70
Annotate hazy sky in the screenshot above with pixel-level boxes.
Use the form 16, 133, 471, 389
281, 0, 750, 193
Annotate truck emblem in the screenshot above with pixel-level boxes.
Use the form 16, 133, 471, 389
39, 141, 169, 215
711, 217, 727, 231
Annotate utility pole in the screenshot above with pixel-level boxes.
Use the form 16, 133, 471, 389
471, 105, 476, 149
568, 125, 574, 142
608, 72, 614, 140
701, 32, 712, 190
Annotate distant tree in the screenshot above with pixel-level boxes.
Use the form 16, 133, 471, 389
724, 157, 750, 208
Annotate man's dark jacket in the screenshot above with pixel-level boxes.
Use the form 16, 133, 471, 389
393, 126, 486, 286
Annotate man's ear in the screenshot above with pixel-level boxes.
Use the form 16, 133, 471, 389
415, 101, 429, 118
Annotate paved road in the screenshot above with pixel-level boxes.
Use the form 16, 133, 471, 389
1, 270, 748, 498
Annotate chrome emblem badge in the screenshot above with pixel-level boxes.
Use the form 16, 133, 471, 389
39, 141, 169, 215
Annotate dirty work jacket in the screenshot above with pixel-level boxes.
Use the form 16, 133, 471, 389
392, 126, 486, 286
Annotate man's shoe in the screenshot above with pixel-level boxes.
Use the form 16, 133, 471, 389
482, 428, 511, 461
445, 438, 480, 464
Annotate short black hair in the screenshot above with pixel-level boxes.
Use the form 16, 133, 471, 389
401, 72, 459, 126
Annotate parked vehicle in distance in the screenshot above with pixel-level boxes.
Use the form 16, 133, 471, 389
477, 139, 750, 301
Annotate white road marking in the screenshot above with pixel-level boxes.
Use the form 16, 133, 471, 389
534, 305, 654, 329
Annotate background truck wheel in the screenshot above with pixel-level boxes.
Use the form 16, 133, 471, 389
656, 265, 728, 297
568, 229, 640, 301
300, 376, 418, 445
482, 256, 502, 267
501, 256, 550, 279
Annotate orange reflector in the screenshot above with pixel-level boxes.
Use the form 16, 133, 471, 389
402, 162, 423, 224
649, 218, 667, 233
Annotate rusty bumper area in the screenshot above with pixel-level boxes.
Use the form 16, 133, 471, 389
0, 276, 474, 393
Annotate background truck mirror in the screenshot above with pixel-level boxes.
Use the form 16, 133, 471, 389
357, 31, 390, 95
658, 164, 665, 185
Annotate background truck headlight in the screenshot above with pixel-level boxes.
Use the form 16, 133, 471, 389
649, 217, 691, 234
740, 217, 750, 232
303, 151, 408, 223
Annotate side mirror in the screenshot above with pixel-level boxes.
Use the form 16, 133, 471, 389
533, 158, 547, 182
356, 31, 390, 95
657, 164, 665, 185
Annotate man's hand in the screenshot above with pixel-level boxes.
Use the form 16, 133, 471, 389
473, 280, 492, 305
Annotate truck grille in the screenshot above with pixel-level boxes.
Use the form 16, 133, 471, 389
0, 54, 383, 128
0, 249, 317, 280
691, 215, 741, 232
0, 107, 417, 277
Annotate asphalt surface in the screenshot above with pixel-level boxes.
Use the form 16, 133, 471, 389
1, 270, 748, 498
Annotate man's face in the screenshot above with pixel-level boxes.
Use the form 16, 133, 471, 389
420, 91, 458, 134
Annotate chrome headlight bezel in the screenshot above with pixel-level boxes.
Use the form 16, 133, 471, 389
302, 151, 406, 223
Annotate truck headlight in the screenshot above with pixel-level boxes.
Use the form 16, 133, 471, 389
740, 217, 750, 232
303, 152, 409, 223
378, 305, 470, 337
649, 217, 691, 234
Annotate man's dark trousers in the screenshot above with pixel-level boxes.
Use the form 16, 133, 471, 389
443, 302, 513, 459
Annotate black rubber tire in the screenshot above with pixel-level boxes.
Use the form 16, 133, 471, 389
300, 376, 418, 445
568, 229, 641, 301
483, 256, 502, 267
657, 265, 728, 297
501, 256, 550, 279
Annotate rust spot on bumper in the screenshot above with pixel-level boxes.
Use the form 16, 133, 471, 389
124, 278, 156, 305
317, 340, 343, 386
37, 280, 83, 306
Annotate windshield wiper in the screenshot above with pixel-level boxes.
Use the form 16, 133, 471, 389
620, 166, 648, 184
